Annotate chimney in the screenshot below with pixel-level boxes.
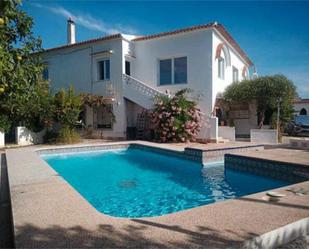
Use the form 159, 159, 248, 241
67, 17, 76, 44
252, 67, 258, 79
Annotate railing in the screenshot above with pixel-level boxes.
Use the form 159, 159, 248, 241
123, 74, 168, 99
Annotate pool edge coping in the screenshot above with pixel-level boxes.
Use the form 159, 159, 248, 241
5, 141, 309, 248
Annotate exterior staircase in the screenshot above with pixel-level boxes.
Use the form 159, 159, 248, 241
123, 74, 167, 109
136, 112, 151, 140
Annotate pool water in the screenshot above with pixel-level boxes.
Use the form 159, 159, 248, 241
42, 148, 290, 218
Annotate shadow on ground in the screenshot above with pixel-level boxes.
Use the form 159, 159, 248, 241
14, 221, 252, 248
0, 153, 14, 248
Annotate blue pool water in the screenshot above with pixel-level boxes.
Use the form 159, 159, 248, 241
42, 148, 290, 218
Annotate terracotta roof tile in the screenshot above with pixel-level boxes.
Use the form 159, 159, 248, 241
132, 23, 214, 41
42, 34, 122, 53
215, 24, 253, 66
293, 98, 309, 104
41, 23, 253, 66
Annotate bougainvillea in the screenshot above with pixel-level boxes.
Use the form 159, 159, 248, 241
151, 89, 202, 143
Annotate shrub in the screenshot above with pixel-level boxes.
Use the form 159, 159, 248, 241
0, 114, 10, 132
53, 86, 82, 128
224, 74, 297, 129
55, 126, 81, 144
44, 86, 82, 144
151, 89, 202, 143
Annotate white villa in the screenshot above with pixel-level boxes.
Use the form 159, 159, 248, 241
293, 98, 309, 116
41, 19, 254, 141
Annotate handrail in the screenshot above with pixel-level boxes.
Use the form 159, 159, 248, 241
123, 74, 168, 98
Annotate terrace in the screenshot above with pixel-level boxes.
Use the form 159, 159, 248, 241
1, 140, 309, 248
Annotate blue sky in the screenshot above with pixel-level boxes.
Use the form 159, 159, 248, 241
22, 1, 309, 98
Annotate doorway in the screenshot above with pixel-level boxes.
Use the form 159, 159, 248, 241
125, 61, 131, 76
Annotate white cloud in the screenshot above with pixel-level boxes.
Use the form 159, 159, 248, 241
32, 3, 137, 35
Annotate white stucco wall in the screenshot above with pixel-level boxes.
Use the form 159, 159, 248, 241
42, 28, 252, 140
250, 129, 278, 144
16, 127, 45, 146
218, 126, 235, 141
0, 131, 4, 147
43, 38, 127, 138
293, 102, 309, 115
133, 29, 214, 117
212, 30, 250, 111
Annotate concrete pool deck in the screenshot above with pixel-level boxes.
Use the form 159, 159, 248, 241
5, 141, 309, 248
228, 148, 309, 167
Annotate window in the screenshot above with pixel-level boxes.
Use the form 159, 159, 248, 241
218, 57, 225, 79
42, 67, 49, 80
125, 61, 131, 76
97, 59, 110, 81
96, 104, 113, 129
174, 57, 187, 84
159, 57, 187, 85
232, 67, 239, 82
159, 59, 172, 85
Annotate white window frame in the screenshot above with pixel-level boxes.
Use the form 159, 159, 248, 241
218, 57, 225, 80
232, 66, 239, 82
158, 56, 187, 86
96, 58, 110, 81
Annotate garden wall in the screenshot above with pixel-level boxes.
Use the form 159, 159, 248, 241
0, 131, 4, 147
16, 127, 45, 146
218, 126, 235, 141
250, 129, 278, 144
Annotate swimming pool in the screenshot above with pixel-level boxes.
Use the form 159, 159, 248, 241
41, 147, 291, 218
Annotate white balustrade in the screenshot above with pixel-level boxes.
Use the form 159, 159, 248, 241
123, 74, 167, 99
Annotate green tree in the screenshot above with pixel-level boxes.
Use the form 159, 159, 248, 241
50, 87, 82, 144
0, 0, 49, 131
53, 86, 82, 129
224, 75, 297, 128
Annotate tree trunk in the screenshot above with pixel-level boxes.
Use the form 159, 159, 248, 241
258, 111, 265, 129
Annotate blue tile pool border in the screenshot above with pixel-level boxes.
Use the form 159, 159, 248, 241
37, 143, 265, 164
37, 143, 200, 163
225, 154, 309, 183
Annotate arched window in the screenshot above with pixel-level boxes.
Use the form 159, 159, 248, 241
242, 66, 248, 80
215, 43, 231, 80
218, 57, 225, 79
300, 108, 307, 115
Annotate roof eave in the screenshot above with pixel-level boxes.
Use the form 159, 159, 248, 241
41, 33, 123, 54
213, 24, 253, 67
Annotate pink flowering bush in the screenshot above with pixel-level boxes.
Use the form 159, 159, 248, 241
151, 89, 202, 143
